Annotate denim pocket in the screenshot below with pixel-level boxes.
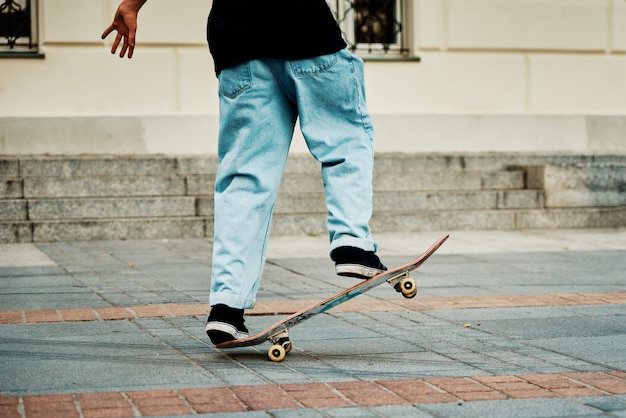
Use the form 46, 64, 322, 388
289, 52, 338, 78
219, 62, 251, 98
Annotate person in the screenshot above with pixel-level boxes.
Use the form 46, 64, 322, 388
103, 0, 386, 345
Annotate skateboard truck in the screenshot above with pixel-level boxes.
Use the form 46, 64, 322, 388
267, 329, 292, 362
387, 272, 417, 298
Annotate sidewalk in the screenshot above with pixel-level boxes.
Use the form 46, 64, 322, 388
1, 229, 625, 417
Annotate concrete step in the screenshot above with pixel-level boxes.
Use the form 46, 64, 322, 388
15, 156, 180, 177
3, 205, 624, 243
280, 153, 626, 173
0, 217, 206, 243
4, 188, 542, 223
0, 178, 22, 199
4, 153, 624, 178
529, 163, 626, 208
372, 153, 626, 172
22, 176, 186, 198
0, 200, 27, 221
27, 197, 196, 220
186, 169, 525, 196
195, 190, 544, 217
2, 169, 524, 200
371, 190, 545, 211
270, 207, 626, 235
374, 169, 525, 191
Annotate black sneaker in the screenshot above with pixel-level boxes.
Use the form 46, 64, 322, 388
205, 304, 249, 345
330, 246, 387, 279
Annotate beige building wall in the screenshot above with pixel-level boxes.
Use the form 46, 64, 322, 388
0, 0, 625, 155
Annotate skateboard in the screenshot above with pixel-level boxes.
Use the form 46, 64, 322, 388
216, 234, 449, 361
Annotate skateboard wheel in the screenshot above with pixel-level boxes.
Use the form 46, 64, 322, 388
282, 340, 293, 353
268, 344, 286, 362
400, 277, 417, 298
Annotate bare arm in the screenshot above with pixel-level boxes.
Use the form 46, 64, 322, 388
102, 0, 148, 58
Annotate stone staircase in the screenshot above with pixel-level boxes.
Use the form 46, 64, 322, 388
1, 154, 625, 243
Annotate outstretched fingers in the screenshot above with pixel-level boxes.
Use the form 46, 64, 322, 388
101, 3, 140, 59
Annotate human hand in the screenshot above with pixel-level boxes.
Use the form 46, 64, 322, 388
101, 0, 147, 58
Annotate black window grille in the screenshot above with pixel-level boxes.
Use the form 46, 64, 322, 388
0, 0, 38, 53
332, 0, 409, 57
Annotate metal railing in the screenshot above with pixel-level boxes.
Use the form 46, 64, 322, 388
0, 0, 38, 53
332, 0, 410, 57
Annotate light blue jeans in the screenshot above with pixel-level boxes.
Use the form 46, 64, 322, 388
210, 48, 378, 309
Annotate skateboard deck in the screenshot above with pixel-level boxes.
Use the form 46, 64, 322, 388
216, 234, 449, 361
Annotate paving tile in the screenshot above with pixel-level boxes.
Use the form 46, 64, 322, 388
518, 373, 606, 397
418, 397, 604, 417
609, 371, 626, 380
231, 385, 301, 411
0, 397, 20, 418
280, 383, 352, 408
81, 407, 135, 418
424, 377, 507, 401
0, 310, 22, 324
549, 386, 607, 397
59, 308, 100, 322
474, 377, 556, 398
0, 396, 19, 406
163, 303, 209, 317
580, 396, 626, 413
76, 392, 136, 418
179, 387, 246, 414
565, 372, 626, 394
271, 409, 327, 418
95, 307, 133, 320
24, 309, 62, 323
201, 412, 271, 418
126, 305, 171, 318
126, 389, 194, 416
76, 392, 131, 409
23, 394, 79, 418
375, 404, 439, 417
502, 389, 560, 399
329, 381, 406, 407
472, 375, 525, 384
377, 379, 459, 404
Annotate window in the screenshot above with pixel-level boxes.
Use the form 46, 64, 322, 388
0, 0, 39, 55
331, 0, 412, 59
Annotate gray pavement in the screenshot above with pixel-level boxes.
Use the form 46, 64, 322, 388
0, 229, 625, 417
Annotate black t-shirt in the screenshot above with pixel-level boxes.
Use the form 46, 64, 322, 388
207, 0, 347, 75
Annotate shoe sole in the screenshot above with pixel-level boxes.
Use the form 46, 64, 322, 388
206, 321, 249, 345
335, 264, 385, 279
